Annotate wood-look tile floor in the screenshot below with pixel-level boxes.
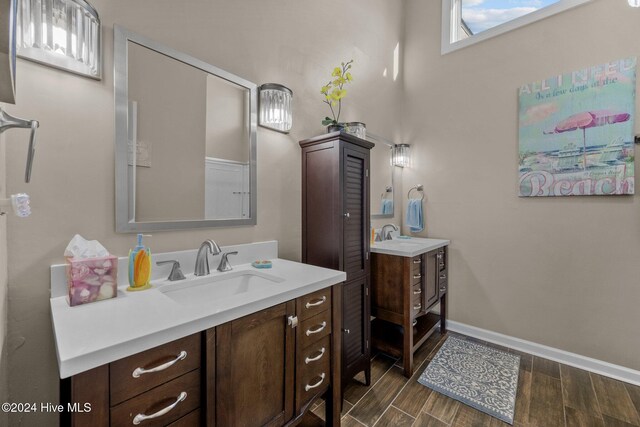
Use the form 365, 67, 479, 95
311, 331, 640, 427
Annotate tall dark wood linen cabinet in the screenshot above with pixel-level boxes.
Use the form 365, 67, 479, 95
300, 132, 373, 401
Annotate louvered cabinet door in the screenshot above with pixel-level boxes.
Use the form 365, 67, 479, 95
341, 278, 369, 374
342, 146, 369, 282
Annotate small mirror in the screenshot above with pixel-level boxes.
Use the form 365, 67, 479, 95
115, 26, 257, 232
369, 135, 394, 219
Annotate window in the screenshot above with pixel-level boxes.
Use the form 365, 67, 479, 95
441, 0, 592, 54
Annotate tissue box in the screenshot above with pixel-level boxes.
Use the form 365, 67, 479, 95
66, 256, 118, 307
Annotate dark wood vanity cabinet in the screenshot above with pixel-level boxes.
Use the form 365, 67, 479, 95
215, 302, 296, 427
371, 246, 448, 378
61, 286, 342, 427
300, 132, 373, 396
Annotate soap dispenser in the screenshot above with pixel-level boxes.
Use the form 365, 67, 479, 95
127, 234, 152, 291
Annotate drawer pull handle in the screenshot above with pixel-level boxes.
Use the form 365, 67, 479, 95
413, 274, 422, 279
413, 303, 422, 310
440, 287, 446, 292
305, 373, 326, 391
439, 263, 445, 269
132, 391, 187, 425
132, 351, 187, 378
342, 328, 350, 334
305, 296, 327, 309
306, 321, 327, 336
437, 253, 443, 260
440, 274, 447, 280
413, 289, 422, 295
305, 347, 326, 364
413, 259, 422, 264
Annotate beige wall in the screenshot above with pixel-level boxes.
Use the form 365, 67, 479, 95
0, 134, 7, 427
4, 0, 405, 424
403, 0, 640, 370
129, 42, 207, 221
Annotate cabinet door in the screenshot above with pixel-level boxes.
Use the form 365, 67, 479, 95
342, 146, 370, 281
216, 302, 296, 427
342, 277, 369, 373
425, 250, 439, 308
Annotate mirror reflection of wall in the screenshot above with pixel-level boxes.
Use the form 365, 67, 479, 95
126, 40, 252, 223
369, 138, 394, 219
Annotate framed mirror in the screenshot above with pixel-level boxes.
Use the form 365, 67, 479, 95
114, 26, 257, 232
368, 133, 394, 219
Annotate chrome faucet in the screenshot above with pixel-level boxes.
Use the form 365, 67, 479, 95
217, 251, 238, 272
194, 240, 221, 276
381, 224, 399, 241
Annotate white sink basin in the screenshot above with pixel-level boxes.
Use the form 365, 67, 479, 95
159, 270, 285, 306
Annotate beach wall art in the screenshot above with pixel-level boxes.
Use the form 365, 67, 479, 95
518, 57, 636, 197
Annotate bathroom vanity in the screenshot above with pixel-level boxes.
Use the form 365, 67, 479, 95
50, 241, 346, 426
370, 238, 450, 378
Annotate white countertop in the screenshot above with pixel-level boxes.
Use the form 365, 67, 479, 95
370, 237, 450, 257
50, 242, 345, 378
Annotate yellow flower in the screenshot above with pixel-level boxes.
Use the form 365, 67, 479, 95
345, 72, 353, 81
320, 85, 330, 94
332, 67, 342, 77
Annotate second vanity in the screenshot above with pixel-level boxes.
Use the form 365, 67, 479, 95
370, 237, 450, 378
50, 241, 345, 427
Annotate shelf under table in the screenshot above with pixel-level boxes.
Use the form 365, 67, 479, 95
371, 312, 440, 358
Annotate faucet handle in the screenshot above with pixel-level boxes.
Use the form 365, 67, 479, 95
156, 260, 186, 281
217, 251, 238, 272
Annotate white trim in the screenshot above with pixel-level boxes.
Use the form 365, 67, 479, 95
441, 0, 593, 55
447, 320, 640, 387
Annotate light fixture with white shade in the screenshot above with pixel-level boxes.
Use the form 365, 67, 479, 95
629, 0, 640, 7
16, 0, 101, 79
392, 144, 411, 167
259, 83, 292, 133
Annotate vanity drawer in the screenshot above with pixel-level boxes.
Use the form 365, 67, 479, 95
439, 280, 448, 295
110, 334, 201, 405
110, 369, 200, 427
296, 338, 331, 408
411, 298, 423, 318
411, 271, 423, 286
297, 335, 331, 376
298, 310, 332, 349
437, 249, 446, 271
412, 283, 423, 300
411, 256, 422, 273
297, 287, 331, 321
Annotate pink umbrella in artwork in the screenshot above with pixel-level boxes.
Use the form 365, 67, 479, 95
544, 110, 631, 169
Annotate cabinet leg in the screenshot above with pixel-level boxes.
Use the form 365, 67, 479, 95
326, 387, 340, 427
440, 294, 447, 334
364, 366, 372, 386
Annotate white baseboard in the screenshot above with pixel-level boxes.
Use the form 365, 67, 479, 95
447, 320, 640, 387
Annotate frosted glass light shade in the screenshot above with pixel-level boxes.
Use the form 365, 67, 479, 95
630, 0, 640, 7
392, 144, 411, 168
16, 0, 101, 79
259, 83, 292, 133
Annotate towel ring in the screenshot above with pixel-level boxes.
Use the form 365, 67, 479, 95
381, 186, 393, 199
408, 185, 424, 201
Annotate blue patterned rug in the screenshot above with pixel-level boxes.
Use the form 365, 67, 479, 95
418, 336, 520, 424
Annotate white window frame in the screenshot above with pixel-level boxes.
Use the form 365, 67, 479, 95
441, 0, 593, 54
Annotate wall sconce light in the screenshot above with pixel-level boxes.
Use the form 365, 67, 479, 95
629, 0, 640, 7
16, 0, 101, 79
392, 144, 411, 167
259, 83, 293, 133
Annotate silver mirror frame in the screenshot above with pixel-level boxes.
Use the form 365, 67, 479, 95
114, 25, 258, 232
367, 132, 395, 220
